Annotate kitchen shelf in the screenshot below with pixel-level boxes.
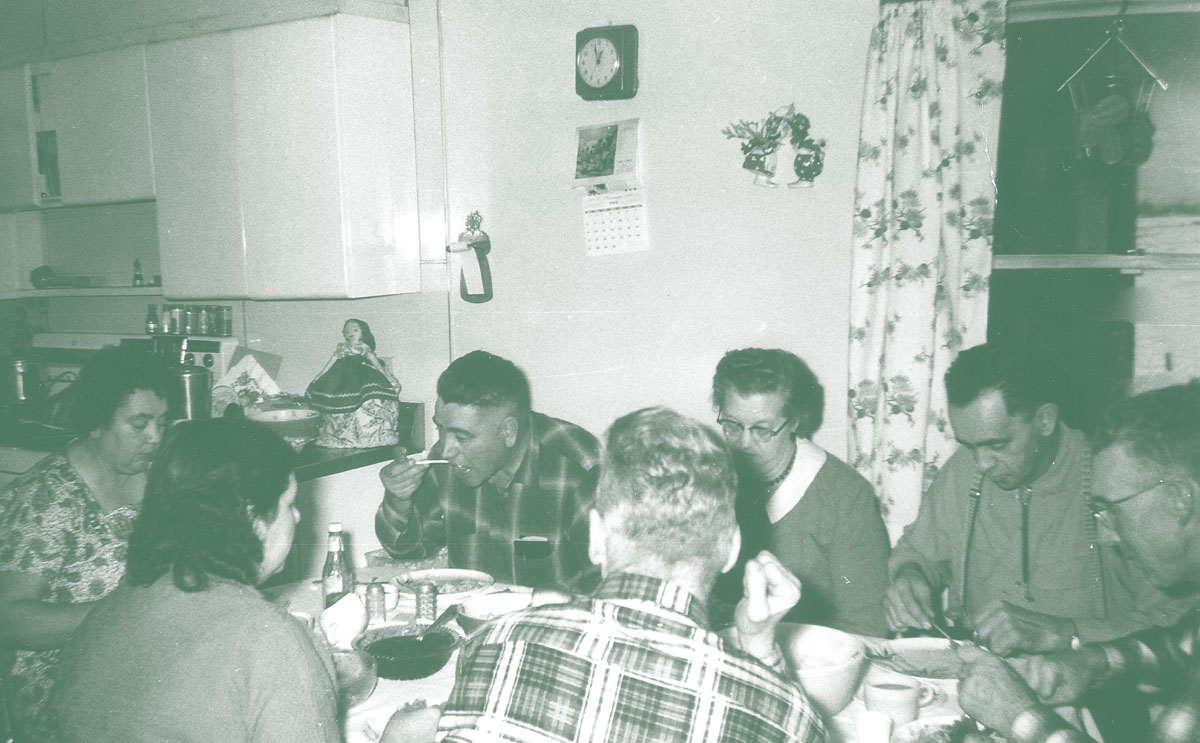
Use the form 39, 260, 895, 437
17, 286, 164, 297
993, 253, 1200, 271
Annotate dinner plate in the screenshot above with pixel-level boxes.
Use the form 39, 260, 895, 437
892, 714, 1003, 743
393, 568, 495, 606
861, 637, 964, 679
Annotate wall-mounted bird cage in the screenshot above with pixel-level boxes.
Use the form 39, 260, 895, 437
1057, 9, 1168, 166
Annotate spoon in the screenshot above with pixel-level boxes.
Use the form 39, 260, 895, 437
420, 603, 460, 641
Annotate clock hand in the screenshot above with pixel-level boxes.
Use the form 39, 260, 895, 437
594, 45, 601, 64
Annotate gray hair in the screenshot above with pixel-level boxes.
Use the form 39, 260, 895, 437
597, 407, 738, 568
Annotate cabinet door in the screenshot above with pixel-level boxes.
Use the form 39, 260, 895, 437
234, 18, 346, 298
147, 33, 248, 298
51, 46, 155, 204
0, 66, 35, 211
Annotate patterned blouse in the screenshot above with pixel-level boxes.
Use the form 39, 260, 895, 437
0, 453, 137, 741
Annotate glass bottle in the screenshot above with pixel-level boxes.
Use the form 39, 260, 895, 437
144, 304, 160, 335
321, 522, 355, 609
132, 258, 144, 287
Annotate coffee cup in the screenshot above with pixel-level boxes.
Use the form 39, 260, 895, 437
863, 676, 935, 726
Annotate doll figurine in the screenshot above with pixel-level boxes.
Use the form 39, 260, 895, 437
306, 319, 401, 447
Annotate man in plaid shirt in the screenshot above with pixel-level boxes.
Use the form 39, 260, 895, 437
957, 383, 1200, 743
425, 407, 825, 742
375, 351, 601, 591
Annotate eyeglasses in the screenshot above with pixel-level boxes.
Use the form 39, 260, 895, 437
1090, 479, 1167, 516
716, 416, 791, 444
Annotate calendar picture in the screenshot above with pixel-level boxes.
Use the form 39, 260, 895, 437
573, 119, 639, 191
576, 124, 618, 178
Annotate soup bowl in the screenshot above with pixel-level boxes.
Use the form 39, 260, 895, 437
776, 622, 868, 718
353, 625, 458, 680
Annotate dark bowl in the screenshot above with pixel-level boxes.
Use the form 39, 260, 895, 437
354, 626, 457, 680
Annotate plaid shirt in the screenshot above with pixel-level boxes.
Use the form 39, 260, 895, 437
375, 412, 600, 590
437, 573, 827, 743
1009, 610, 1200, 743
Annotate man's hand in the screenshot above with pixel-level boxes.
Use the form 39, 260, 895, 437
974, 600, 1074, 656
956, 644, 1043, 739
734, 551, 802, 663
885, 563, 937, 631
1009, 647, 1109, 706
378, 449, 432, 523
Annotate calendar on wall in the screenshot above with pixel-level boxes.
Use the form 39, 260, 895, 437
582, 188, 648, 256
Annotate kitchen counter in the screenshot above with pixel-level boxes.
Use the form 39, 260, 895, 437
0, 402, 425, 484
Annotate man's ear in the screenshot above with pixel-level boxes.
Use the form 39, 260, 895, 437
1167, 479, 1197, 526
1033, 402, 1059, 437
721, 527, 742, 575
588, 509, 607, 570
501, 414, 519, 448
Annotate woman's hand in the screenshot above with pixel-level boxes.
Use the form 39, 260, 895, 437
380, 701, 441, 742
0, 570, 93, 649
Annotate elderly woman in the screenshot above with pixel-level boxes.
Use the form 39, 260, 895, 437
52, 419, 338, 742
711, 348, 890, 637
0, 347, 171, 741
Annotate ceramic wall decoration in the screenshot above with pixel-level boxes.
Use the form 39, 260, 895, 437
723, 104, 827, 187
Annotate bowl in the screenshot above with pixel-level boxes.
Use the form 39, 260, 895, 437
245, 404, 320, 450
776, 622, 868, 718
331, 648, 378, 710
457, 590, 533, 634
354, 625, 458, 680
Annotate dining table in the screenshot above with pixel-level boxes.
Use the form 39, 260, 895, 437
267, 564, 1100, 743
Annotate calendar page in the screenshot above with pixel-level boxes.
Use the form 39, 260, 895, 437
582, 188, 648, 256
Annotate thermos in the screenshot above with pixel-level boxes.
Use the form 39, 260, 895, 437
7, 359, 44, 406
169, 363, 212, 420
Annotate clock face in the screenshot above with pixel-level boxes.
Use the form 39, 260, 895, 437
576, 37, 620, 89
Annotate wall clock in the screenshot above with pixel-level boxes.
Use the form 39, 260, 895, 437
575, 25, 638, 101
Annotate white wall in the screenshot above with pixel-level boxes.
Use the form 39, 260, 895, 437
431, 0, 876, 453
29, 1, 877, 457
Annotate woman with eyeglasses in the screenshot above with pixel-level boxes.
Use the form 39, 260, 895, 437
710, 348, 890, 637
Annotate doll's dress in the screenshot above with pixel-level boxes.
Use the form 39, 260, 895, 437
306, 342, 398, 414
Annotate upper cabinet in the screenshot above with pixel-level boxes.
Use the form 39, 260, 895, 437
148, 15, 421, 299
36, 46, 156, 206
0, 67, 36, 211
0, 45, 155, 210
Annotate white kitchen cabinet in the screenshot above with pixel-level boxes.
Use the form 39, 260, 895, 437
37, 45, 155, 205
148, 15, 421, 299
0, 66, 35, 211
145, 33, 248, 298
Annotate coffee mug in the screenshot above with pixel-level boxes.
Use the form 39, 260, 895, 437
863, 676, 935, 726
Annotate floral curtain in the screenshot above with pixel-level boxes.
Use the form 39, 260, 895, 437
848, 0, 1006, 543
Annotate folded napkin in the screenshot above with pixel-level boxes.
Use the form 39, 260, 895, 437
319, 593, 368, 650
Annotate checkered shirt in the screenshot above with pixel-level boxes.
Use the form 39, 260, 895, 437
376, 412, 601, 590
1005, 609, 1200, 743
437, 573, 827, 743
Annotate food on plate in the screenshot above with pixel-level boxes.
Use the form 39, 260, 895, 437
894, 715, 1004, 743
397, 577, 491, 595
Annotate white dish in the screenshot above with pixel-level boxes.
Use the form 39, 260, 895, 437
892, 714, 1000, 743
246, 407, 319, 422
862, 637, 963, 679
393, 568, 495, 606
776, 622, 868, 718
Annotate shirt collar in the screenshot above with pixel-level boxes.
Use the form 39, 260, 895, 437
594, 572, 710, 628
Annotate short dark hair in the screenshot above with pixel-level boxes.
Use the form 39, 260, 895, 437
944, 343, 1058, 418
597, 407, 738, 571
346, 318, 377, 352
711, 348, 824, 438
125, 419, 296, 592
69, 347, 174, 434
437, 350, 531, 412
1093, 382, 1200, 483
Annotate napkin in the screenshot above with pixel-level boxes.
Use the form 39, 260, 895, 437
319, 593, 368, 650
